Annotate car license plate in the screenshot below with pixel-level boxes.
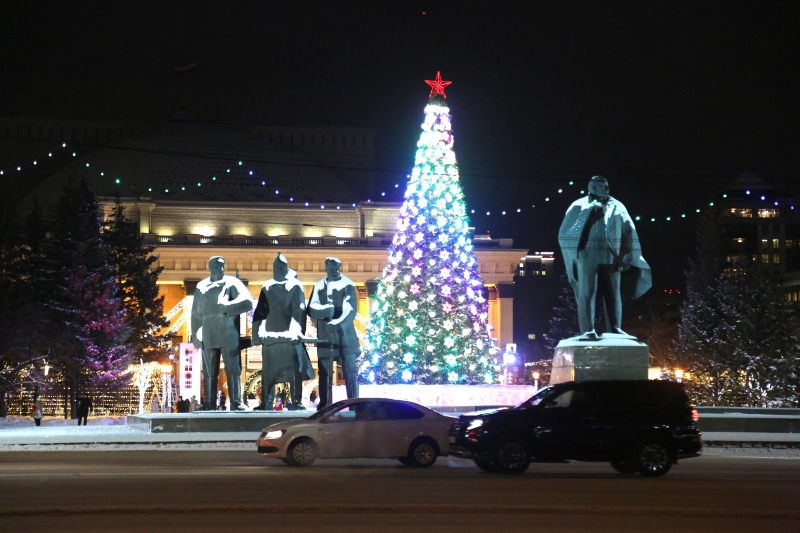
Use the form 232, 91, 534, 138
448, 436, 456, 443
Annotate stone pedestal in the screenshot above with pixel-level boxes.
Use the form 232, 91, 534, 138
550, 333, 649, 384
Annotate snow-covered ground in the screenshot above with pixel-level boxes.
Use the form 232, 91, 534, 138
0, 415, 257, 450
0, 415, 126, 429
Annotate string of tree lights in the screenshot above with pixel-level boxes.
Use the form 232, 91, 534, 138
0, 141, 77, 176
3, 136, 797, 224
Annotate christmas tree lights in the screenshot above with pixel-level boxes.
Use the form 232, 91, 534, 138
360, 75, 499, 385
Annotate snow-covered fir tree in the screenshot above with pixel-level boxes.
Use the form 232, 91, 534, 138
677, 211, 800, 406
45, 178, 131, 414
360, 73, 499, 385
104, 196, 170, 362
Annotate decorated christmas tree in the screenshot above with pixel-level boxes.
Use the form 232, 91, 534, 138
360, 72, 499, 385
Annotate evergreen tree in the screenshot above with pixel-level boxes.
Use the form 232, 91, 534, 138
44, 178, 131, 414
360, 76, 498, 385
103, 197, 169, 362
717, 262, 800, 406
0, 204, 47, 416
677, 211, 800, 406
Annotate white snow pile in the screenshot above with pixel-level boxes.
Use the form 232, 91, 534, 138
0, 441, 254, 452
0, 416, 127, 428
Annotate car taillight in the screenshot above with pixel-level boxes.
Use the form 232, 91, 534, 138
692, 409, 700, 422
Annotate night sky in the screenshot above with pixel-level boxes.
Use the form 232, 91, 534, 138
2, 1, 800, 290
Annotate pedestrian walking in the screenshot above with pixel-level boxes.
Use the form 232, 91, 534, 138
76, 396, 93, 425
150, 393, 160, 414
32, 393, 44, 427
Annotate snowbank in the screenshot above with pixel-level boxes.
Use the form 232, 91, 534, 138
0, 416, 127, 428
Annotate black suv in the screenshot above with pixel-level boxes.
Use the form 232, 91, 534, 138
449, 380, 702, 476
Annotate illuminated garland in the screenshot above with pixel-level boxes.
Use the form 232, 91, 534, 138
5, 137, 794, 223
360, 78, 499, 385
0, 142, 76, 176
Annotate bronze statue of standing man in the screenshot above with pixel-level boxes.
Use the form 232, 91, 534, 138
251, 253, 314, 410
309, 257, 360, 408
558, 176, 651, 339
191, 256, 254, 410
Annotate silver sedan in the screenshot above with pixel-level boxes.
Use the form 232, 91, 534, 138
256, 398, 455, 467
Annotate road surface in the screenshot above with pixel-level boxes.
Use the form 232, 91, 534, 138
1, 448, 798, 532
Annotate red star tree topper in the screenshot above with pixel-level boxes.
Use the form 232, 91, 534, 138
425, 71, 452, 98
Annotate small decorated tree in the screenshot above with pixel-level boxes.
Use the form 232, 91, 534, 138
361, 73, 498, 385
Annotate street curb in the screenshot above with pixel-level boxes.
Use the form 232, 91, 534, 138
703, 440, 800, 449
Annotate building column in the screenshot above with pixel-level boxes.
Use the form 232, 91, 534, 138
497, 283, 515, 349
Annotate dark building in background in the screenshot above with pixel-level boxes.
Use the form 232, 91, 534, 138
716, 172, 800, 302
512, 252, 560, 372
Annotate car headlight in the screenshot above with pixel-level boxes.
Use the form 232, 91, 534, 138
466, 419, 484, 431
263, 429, 285, 439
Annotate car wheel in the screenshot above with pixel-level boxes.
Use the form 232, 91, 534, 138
407, 438, 438, 467
610, 458, 638, 475
493, 437, 530, 475
474, 458, 497, 473
635, 439, 672, 477
287, 438, 317, 467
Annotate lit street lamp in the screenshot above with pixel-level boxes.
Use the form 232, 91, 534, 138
532, 371, 540, 391
675, 369, 684, 383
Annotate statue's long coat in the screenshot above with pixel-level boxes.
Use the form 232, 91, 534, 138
558, 195, 652, 302
252, 276, 314, 383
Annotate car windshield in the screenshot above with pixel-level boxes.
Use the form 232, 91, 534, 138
517, 386, 554, 409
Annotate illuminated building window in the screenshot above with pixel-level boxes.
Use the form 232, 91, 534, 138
762, 254, 770, 263
528, 334, 536, 340
758, 209, 778, 218
787, 239, 794, 248
773, 238, 779, 248
728, 208, 753, 218
774, 254, 781, 264
732, 237, 745, 245
761, 239, 768, 248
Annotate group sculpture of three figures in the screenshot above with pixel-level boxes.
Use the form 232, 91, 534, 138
190, 254, 360, 412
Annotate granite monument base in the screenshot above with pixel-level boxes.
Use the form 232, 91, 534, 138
550, 333, 649, 384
